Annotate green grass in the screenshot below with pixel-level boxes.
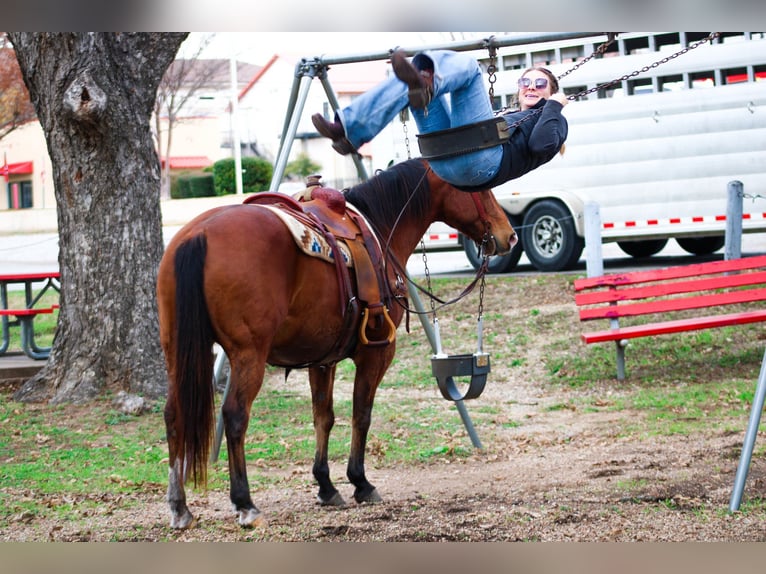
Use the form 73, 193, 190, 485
4, 272, 766, 533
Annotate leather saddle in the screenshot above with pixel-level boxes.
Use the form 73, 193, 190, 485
244, 178, 399, 361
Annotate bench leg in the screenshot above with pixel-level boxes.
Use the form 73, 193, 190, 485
19, 317, 51, 360
615, 340, 626, 381
729, 346, 766, 511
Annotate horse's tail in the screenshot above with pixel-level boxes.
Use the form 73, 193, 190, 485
173, 233, 215, 487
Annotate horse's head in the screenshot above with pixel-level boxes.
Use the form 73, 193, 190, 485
344, 159, 516, 259
427, 170, 517, 257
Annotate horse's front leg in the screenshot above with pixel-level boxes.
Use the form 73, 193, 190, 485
222, 354, 267, 528
347, 349, 392, 504
309, 364, 346, 506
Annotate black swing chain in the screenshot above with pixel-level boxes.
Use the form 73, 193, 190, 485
486, 45, 498, 103
565, 32, 720, 102
495, 32, 721, 134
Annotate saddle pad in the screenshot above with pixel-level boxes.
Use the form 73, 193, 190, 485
259, 204, 353, 267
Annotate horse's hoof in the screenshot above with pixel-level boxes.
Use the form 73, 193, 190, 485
170, 509, 195, 530
237, 508, 267, 528
318, 491, 347, 507
355, 487, 382, 504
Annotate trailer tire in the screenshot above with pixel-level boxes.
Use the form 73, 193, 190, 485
617, 239, 668, 258
677, 236, 725, 255
521, 200, 583, 272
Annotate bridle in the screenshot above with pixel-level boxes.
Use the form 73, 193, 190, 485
378, 173, 494, 315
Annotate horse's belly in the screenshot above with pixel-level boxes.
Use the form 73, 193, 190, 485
267, 320, 347, 366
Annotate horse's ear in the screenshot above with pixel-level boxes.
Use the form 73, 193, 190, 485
559, 143, 566, 156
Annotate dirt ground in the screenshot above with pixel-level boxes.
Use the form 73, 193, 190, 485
2, 273, 766, 542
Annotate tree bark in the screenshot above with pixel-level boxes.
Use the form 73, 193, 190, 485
8, 33, 188, 404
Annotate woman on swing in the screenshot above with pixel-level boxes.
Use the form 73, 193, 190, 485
312, 49, 569, 191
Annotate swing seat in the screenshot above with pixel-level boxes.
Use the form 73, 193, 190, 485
431, 352, 490, 401
417, 117, 509, 160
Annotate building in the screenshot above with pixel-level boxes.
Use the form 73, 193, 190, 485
0, 51, 393, 222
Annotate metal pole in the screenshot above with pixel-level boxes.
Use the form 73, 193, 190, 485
406, 277, 483, 450
229, 55, 243, 195
210, 348, 230, 463
729, 345, 766, 511
584, 201, 603, 278
269, 72, 316, 191
724, 180, 743, 261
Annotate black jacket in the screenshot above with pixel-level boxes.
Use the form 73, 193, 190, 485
459, 98, 568, 191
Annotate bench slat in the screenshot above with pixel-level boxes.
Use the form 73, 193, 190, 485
0, 307, 55, 317
579, 287, 766, 321
575, 270, 766, 306
581, 309, 766, 343
574, 254, 766, 290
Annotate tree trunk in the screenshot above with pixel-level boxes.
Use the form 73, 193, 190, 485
8, 33, 188, 404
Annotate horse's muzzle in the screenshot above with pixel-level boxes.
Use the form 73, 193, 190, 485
486, 231, 517, 256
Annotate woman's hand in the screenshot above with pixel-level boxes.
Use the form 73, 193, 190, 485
549, 92, 569, 107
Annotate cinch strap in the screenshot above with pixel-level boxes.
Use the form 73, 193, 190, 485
417, 117, 509, 160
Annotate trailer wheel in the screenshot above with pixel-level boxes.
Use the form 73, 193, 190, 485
677, 236, 725, 255
617, 239, 668, 258
463, 215, 523, 274
521, 200, 583, 271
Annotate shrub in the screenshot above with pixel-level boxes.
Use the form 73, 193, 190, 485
172, 173, 216, 199
285, 153, 321, 180
213, 157, 273, 196
170, 172, 216, 199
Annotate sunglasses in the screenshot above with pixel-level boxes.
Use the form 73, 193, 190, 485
518, 77, 549, 90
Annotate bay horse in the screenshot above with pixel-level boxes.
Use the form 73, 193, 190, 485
157, 158, 516, 529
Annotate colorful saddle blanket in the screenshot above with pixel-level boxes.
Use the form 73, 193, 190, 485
259, 204, 353, 267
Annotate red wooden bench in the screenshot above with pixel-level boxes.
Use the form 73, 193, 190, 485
574, 254, 766, 380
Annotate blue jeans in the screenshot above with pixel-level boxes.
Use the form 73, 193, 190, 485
338, 50, 503, 188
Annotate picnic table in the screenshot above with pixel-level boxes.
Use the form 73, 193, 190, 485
0, 271, 60, 360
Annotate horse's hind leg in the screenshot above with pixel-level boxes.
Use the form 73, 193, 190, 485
164, 395, 194, 529
309, 365, 346, 506
222, 353, 268, 527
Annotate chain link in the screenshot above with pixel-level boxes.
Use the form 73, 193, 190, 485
556, 32, 617, 82
486, 45, 498, 103
741, 192, 766, 203
399, 109, 412, 160
419, 238, 436, 316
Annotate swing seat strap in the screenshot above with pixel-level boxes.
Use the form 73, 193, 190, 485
417, 117, 509, 160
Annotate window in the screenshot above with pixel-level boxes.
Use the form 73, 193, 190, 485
690, 70, 715, 89
659, 74, 684, 92
7, 181, 33, 209
723, 67, 748, 84
623, 36, 650, 56
627, 78, 653, 96
655, 33, 681, 52
501, 53, 526, 71
560, 45, 584, 64
531, 49, 555, 67
720, 33, 747, 44
564, 85, 588, 101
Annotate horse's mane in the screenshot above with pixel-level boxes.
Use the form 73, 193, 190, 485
344, 159, 431, 236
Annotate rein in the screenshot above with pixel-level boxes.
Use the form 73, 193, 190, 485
376, 166, 493, 315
